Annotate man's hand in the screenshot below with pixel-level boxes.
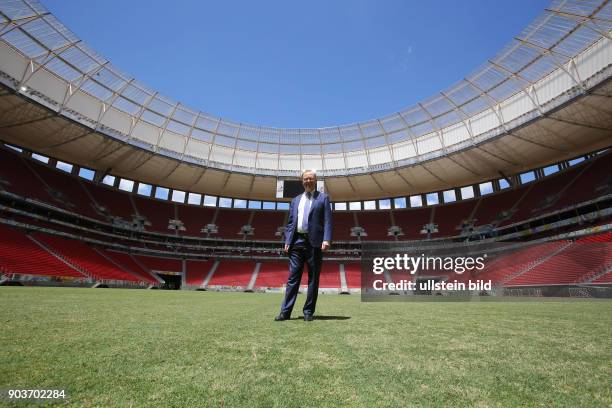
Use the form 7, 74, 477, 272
321, 241, 330, 251
284, 244, 289, 253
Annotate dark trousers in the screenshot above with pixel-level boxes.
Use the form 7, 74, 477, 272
280, 236, 322, 317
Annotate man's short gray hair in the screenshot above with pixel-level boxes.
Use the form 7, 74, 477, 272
301, 169, 317, 179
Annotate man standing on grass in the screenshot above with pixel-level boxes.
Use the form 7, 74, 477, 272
275, 169, 332, 322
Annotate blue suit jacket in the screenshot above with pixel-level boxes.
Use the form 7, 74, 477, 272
284, 190, 333, 248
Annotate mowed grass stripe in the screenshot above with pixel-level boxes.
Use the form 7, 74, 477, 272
1, 287, 611, 407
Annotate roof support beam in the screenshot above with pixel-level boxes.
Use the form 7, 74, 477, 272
440, 91, 476, 142
418, 102, 448, 155
544, 7, 612, 40
487, 60, 544, 112
513, 37, 585, 91
396, 111, 421, 157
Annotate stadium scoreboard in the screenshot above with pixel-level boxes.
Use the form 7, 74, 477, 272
276, 179, 325, 199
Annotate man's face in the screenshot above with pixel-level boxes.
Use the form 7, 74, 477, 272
302, 172, 316, 193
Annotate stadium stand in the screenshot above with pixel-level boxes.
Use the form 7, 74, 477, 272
591, 269, 612, 284
344, 263, 362, 289
132, 196, 175, 233
471, 186, 527, 228
134, 255, 182, 274
513, 172, 579, 221
0, 143, 610, 291
556, 157, 611, 210
34, 233, 143, 282
578, 232, 612, 243
82, 182, 136, 222
0, 146, 609, 242
454, 241, 571, 285
0, 224, 84, 278
432, 200, 476, 237
318, 263, 342, 290
25, 159, 102, 220
0, 148, 57, 204
214, 209, 252, 239
249, 211, 286, 240
176, 205, 216, 236
393, 207, 432, 239
255, 261, 289, 289
504, 242, 611, 286
185, 259, 213, 286
333, 212, 357, 241
253, 261, 343, 289
356, 211, 393, 240
207, 260, 256, 288
103, 250, 160, 284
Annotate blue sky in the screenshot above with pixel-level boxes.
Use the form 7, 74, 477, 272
44, 0, 547, 128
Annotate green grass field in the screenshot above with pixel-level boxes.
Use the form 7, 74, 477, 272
1, 287, 611, 407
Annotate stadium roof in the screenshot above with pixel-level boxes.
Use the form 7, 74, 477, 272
0, 0, 610, 200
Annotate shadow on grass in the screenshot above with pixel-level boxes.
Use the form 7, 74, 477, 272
273, 316, 351, 321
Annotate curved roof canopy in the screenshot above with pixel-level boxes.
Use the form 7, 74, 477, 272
0, 0, 611, 181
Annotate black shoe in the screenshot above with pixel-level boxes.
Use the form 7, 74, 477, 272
274, 314, 289, 321
303, 315, 314, 321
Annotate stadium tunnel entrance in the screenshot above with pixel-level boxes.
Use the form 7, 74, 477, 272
158, 273, 181, 290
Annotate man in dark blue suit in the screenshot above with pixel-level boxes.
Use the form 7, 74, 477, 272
275, 169, 332, 322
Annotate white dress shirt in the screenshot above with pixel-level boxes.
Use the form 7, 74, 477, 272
296, 191, 314, 233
